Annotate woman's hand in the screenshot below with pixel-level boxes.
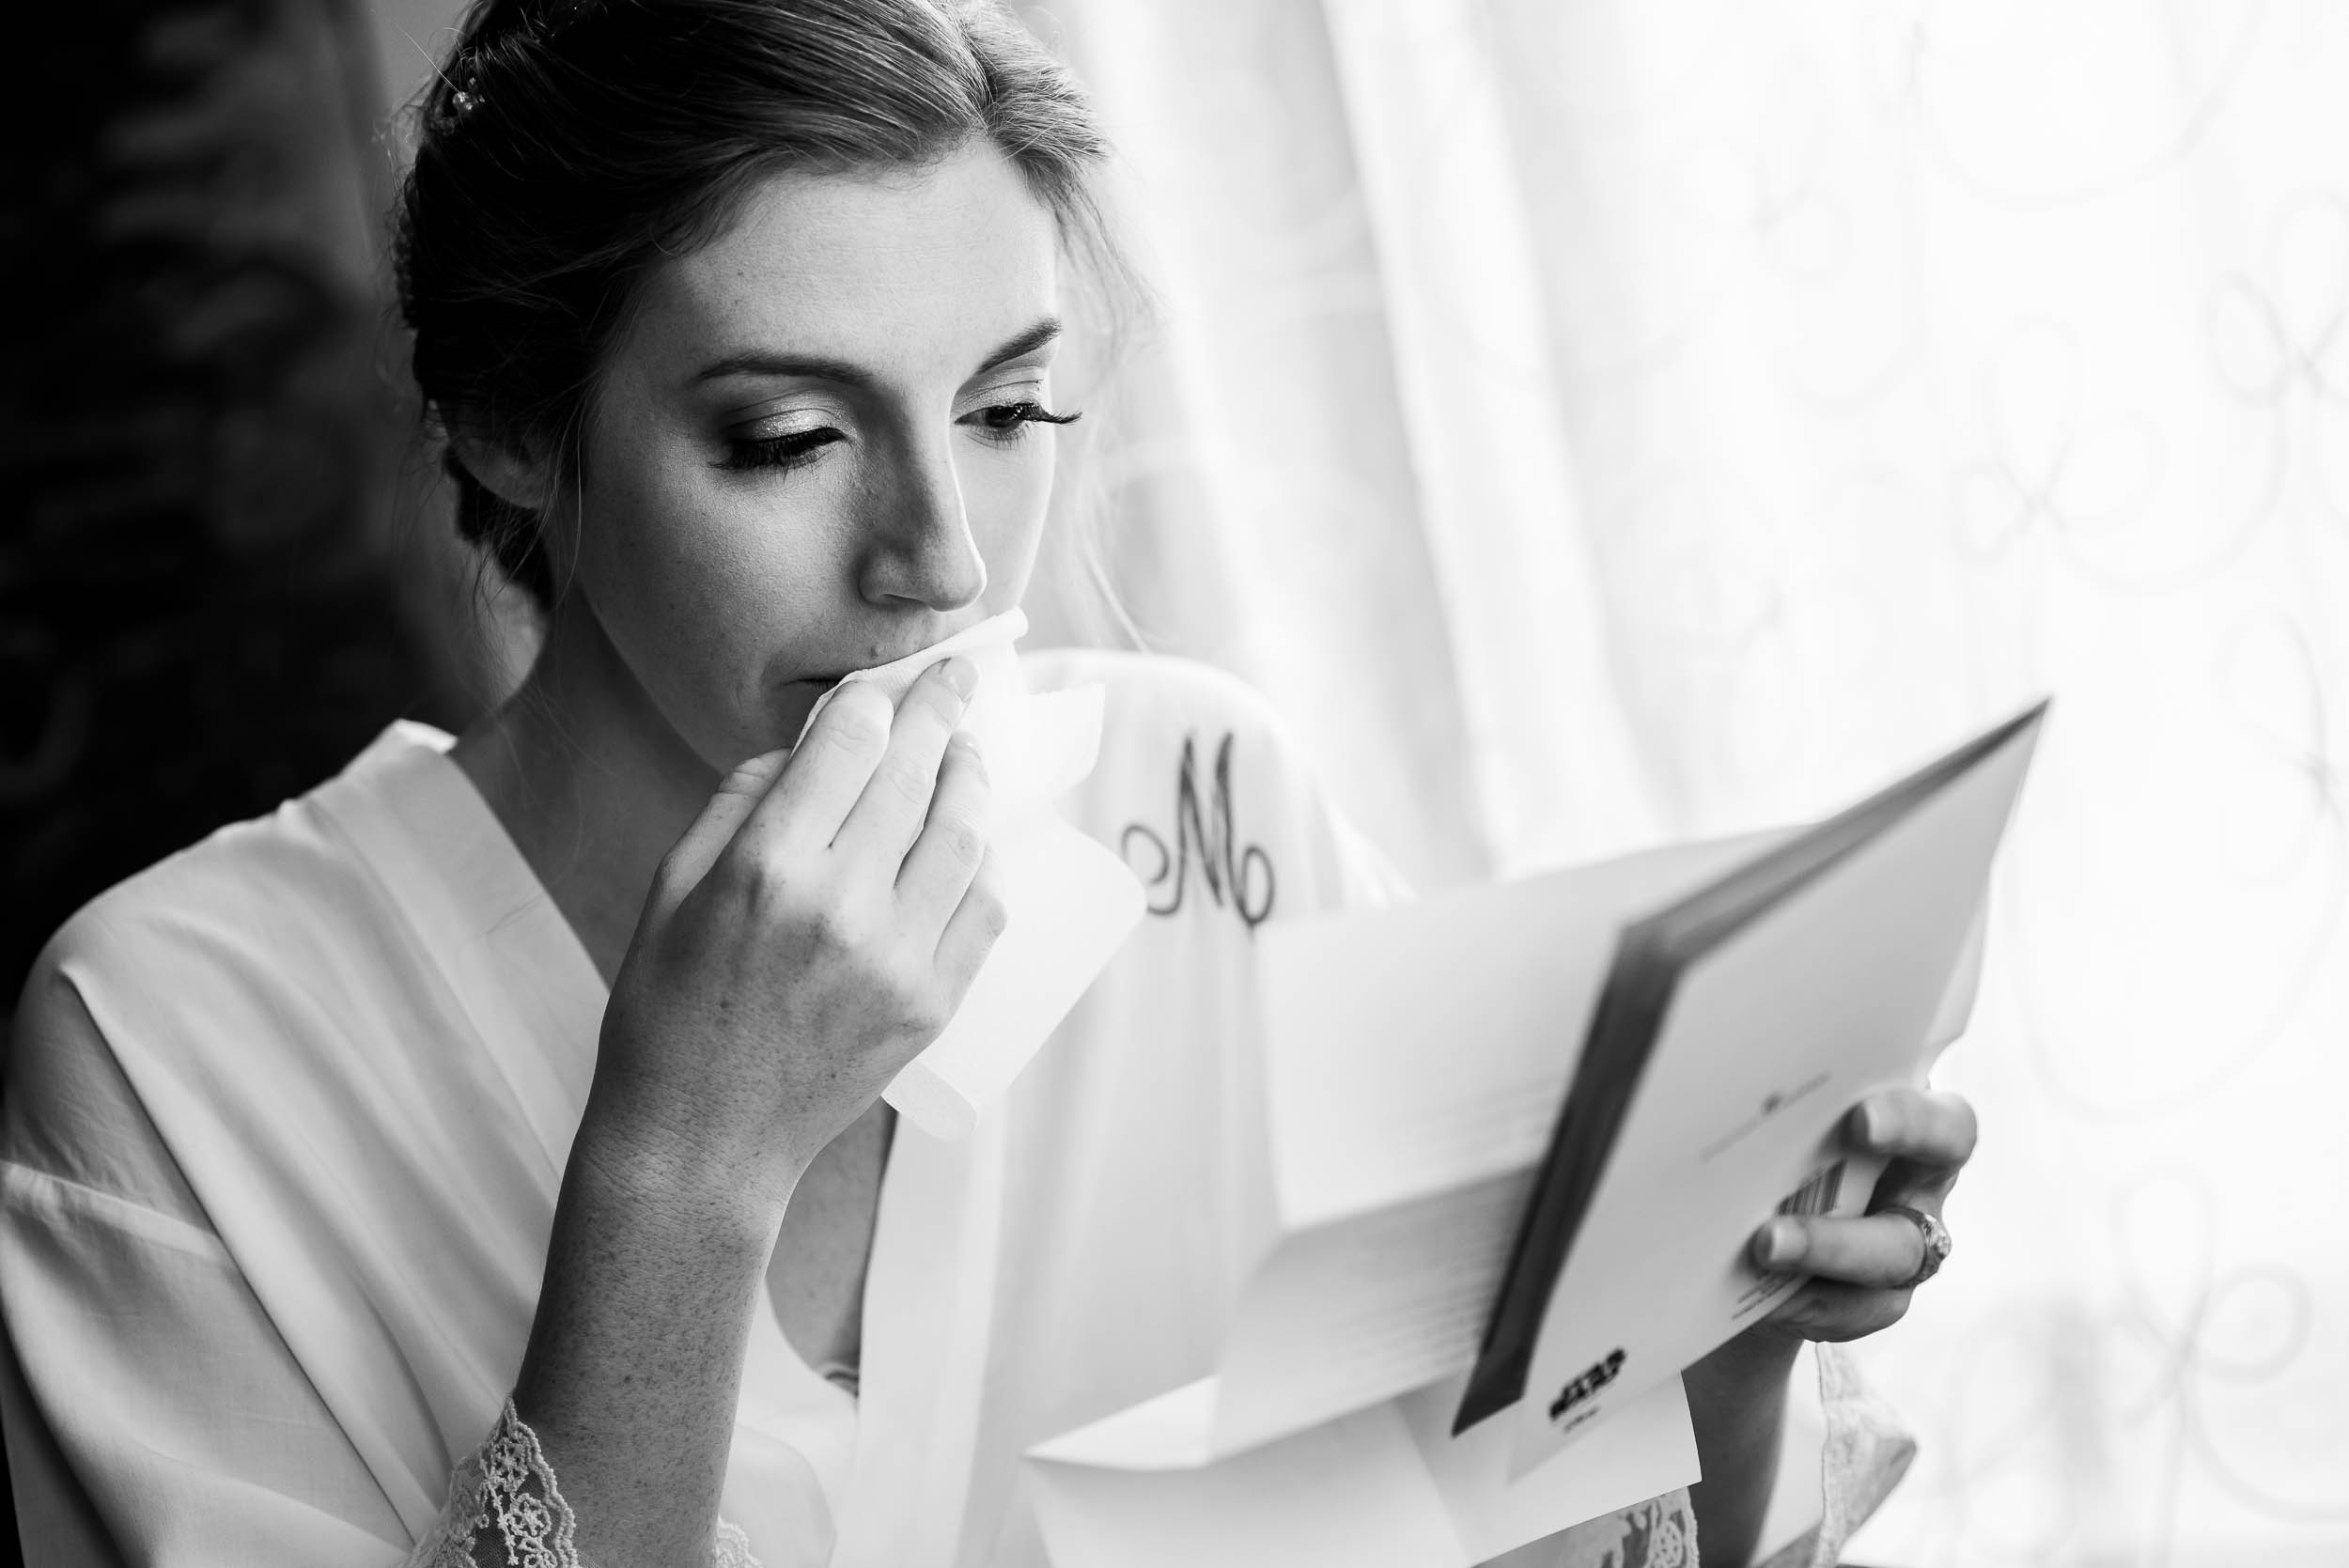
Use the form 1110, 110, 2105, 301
583, 656, 1006, 1212
1746, 1085, 1978, 1347
511, 658, 1002, 1568
1683, 1086, 1977, 1564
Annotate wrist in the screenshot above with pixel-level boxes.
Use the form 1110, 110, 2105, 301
518, 1100, 789, 1568
568, 1094, 806, 1248
1689, 1320, 1805, 1389
1683, 1328, 1801, 1568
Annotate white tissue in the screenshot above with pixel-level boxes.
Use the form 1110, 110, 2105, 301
794, 610, 1146, 1139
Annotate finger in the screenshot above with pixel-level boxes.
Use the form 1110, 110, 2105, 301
738, 681, 894, 859
1751, 1206, 1941, 1291
833, 658, 978, 867
1876, 1157, 1966, 1213
1766, 1280, 1911, 1343
896, 732, 993, 921
1844, 1087, 1978, 1170
933, 845, 1009, 1001
650, 750, 791, 917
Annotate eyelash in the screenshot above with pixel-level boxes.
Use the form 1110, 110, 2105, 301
720, 401, 1081, 474
973, 400, 1082, 438
722, 428, 842, 474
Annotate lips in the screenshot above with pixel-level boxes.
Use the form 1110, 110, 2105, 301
789, 650, 941, 688
792, 652, 940, 689
784, 611, 1030, 701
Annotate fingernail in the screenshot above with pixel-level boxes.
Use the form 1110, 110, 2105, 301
941, 657, 978, 702
1756, 1219, 1802, 1268
1855, 1101, 1889, 1149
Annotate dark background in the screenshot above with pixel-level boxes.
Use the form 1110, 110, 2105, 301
5, 0, 489, 1017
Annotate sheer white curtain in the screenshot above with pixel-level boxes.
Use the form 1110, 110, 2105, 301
1028, 1, 2349, 1563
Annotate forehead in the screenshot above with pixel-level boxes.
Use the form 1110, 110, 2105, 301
616, 144, 1060, 382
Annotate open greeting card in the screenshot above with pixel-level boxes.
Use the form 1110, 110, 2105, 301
1023, 701, 2046, 1565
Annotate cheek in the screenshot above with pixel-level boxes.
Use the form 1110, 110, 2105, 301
571, 440, 849, 757
964, 438, 1057, 611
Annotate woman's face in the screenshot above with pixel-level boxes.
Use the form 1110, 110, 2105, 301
558, 143, 1066, 768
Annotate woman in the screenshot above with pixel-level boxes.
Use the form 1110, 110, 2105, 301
0, 1, 1973, 1564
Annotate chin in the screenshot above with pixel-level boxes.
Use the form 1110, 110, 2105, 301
766, 679, 835, 750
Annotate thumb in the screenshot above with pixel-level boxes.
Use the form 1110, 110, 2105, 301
650, 750, 791, 918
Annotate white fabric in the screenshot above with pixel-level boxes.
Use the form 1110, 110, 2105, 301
5, 651, 1697, 1568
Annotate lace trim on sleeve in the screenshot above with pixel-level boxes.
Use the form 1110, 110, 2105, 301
1756, 1343, 1918, 1568
713, 1519, 757, 1566
408, 1400, 764, 1568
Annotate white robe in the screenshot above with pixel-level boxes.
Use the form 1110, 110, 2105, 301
0, 651, 1889, 1568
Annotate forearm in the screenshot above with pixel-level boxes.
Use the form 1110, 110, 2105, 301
1682, 1328, 1801, 1568
507, 1110, 796, 1568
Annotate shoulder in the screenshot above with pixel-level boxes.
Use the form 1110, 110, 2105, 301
50, 809, 348, 957
10, 725, 444, 1159
6, 744, 391, 1209
30, 727, 428, 1005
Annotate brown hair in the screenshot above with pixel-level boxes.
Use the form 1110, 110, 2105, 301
395, 0, 1124, 607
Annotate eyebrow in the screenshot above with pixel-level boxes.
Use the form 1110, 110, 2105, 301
692, 316, 1063, 389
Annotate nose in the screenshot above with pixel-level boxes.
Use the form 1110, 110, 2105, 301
856, 430, 988, 614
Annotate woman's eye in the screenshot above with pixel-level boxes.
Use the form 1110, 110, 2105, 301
970, 400, 1081, 442
720, 427, 844, 473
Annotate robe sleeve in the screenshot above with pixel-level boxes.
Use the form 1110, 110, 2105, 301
403, 1402, 765, 1568
1753, 1343, 1916, 1568
4, 952, 781, 1568
0, 964, 412, 1568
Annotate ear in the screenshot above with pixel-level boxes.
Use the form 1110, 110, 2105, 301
448, 424, 555, 514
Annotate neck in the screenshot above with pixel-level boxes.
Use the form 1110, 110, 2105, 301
451, 602, 717, 986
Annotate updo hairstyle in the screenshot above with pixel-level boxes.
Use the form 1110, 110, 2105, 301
395, 0, 1118, 608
